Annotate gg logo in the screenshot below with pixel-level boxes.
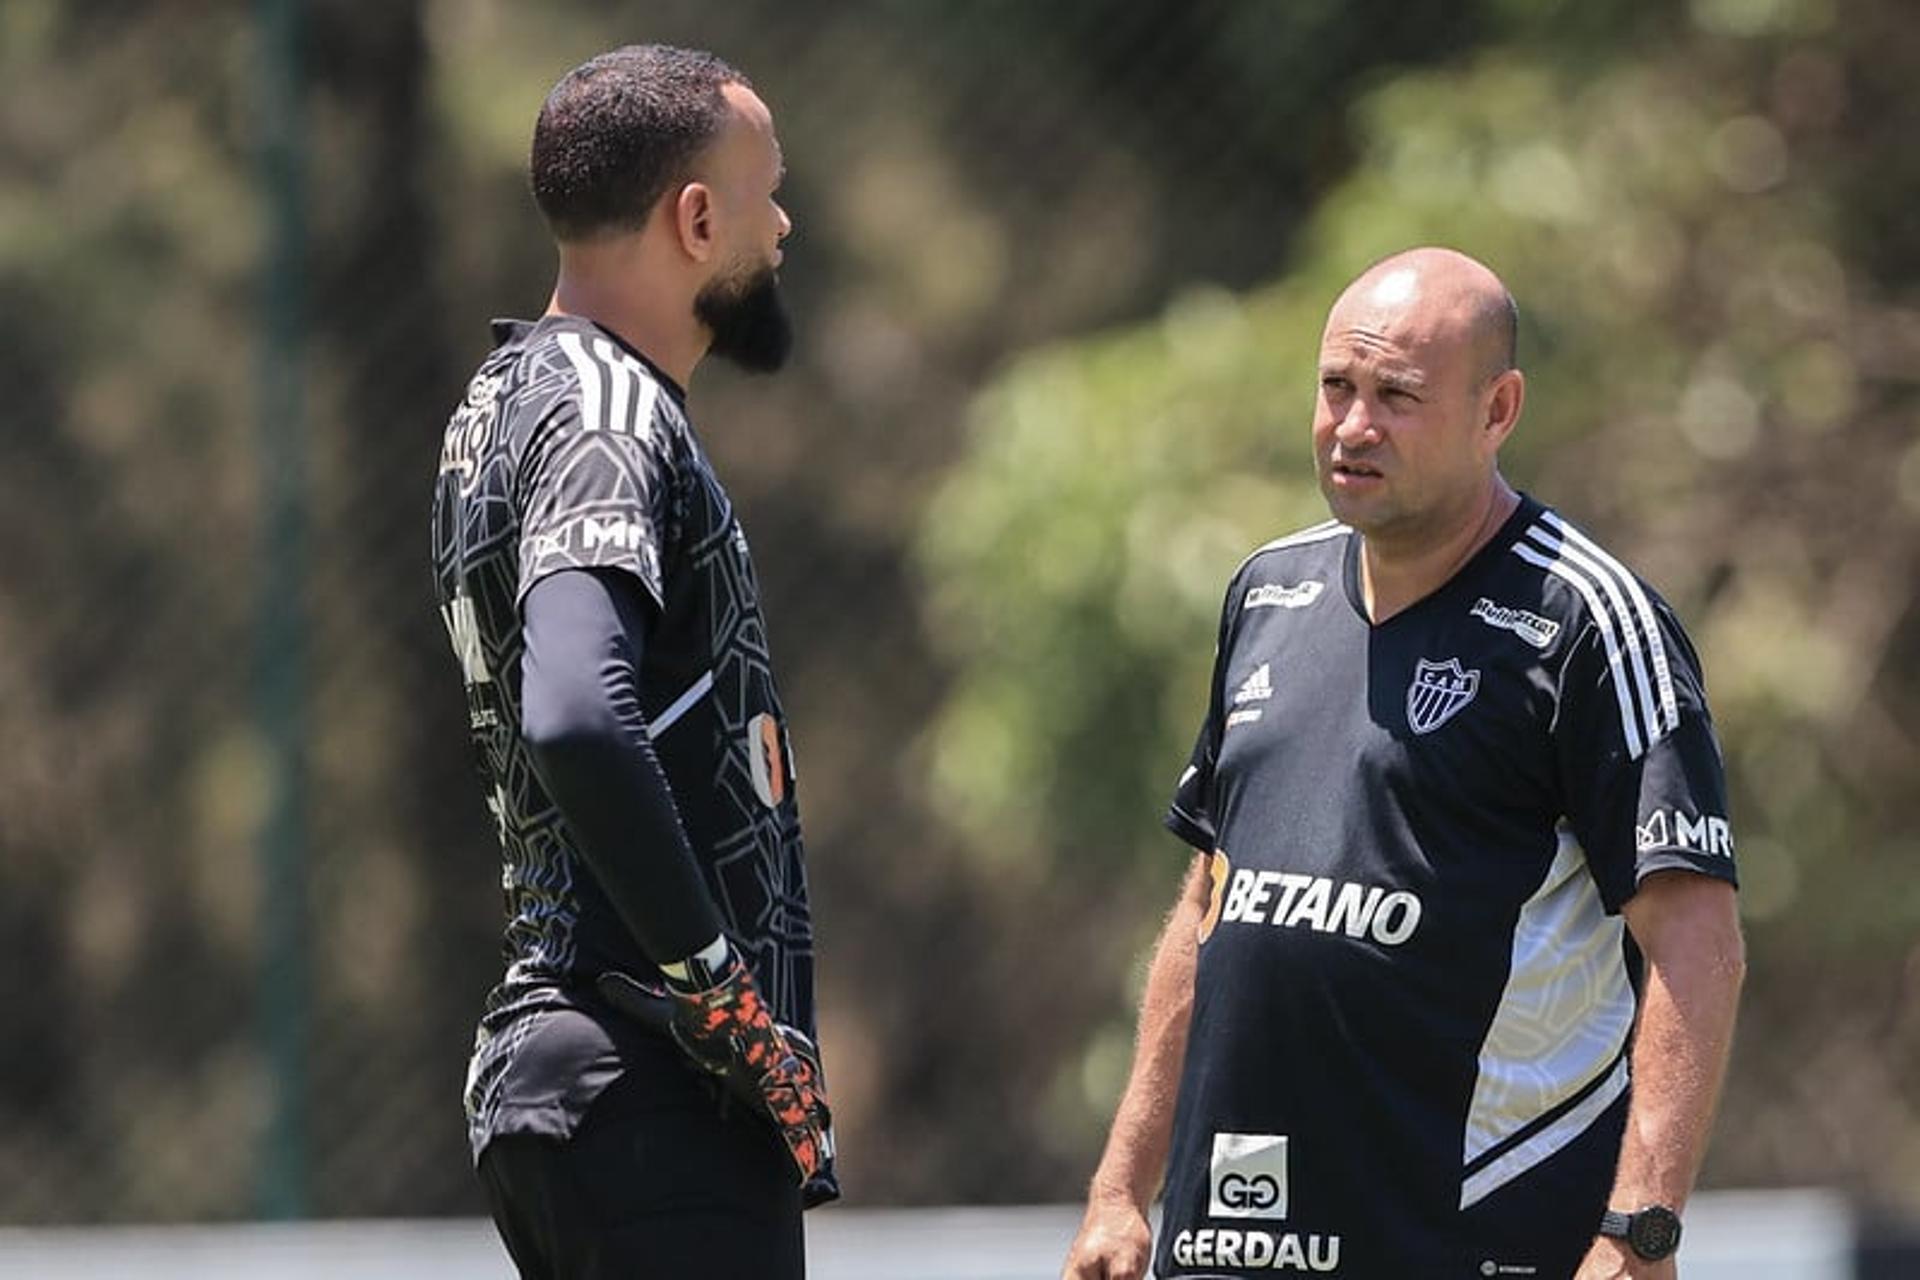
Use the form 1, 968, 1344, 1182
1217, 1172, 1282, 1210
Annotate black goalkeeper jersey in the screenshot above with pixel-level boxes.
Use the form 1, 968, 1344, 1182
1156, 496, 1736, 1277
431, 315, 819, 1159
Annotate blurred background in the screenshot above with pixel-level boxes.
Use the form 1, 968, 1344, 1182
3, 0, 1918, 1248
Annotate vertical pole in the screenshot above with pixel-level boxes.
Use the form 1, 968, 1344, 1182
254, 0, 308, 1221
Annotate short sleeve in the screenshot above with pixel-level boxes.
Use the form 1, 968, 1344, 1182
1165, 578, 1238, 852
516, 398, 674, 611
1557, 594, 1738, 913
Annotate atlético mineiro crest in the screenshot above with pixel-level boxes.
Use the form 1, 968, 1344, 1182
1406, 658, 1480, 735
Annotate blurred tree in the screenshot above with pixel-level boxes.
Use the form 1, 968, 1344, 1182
298, 0, 504, 1213
922, 0, 1920, 1205
0, 0, 269, 1219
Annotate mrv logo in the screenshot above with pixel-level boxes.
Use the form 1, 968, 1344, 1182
581, 515, 649, 554
1636, 809, 1734, 858
1217, 868, 1423, 946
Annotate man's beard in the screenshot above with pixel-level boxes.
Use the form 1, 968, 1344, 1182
695, 259, 793, 373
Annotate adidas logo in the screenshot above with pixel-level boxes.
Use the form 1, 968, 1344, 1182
1234, 663, 1273, 705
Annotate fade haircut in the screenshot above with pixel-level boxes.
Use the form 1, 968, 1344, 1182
530, 45, 749, 241
1484, 289, 1519, 379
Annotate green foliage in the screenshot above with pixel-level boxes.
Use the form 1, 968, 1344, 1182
921, 283, 1329, 883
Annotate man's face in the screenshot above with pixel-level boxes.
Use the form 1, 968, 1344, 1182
1310, 272, 1494, 542
693, 82, 793, 372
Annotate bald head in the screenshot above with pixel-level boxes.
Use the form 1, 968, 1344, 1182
1330, 247, 1517, 383
1311, 247, 1527, 552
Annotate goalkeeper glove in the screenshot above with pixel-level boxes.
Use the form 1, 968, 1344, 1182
598, 944, 835, 1197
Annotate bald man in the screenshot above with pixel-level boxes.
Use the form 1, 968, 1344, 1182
1064, 249, 1744, 1279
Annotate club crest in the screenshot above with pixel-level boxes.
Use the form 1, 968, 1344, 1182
1406, 658, 1480, 735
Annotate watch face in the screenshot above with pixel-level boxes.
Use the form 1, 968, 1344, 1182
1629, 1206, 1683, 1260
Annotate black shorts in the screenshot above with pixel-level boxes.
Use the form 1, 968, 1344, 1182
477, 1039, 805, 1280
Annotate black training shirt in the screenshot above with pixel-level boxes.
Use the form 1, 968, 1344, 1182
432, 315, 820, 1161
1156, 497, 1736, 1277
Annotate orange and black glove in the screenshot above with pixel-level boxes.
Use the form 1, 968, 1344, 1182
599, 949, 836, 1202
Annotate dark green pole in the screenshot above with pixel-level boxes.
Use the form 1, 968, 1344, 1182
255, 0, 308, 1220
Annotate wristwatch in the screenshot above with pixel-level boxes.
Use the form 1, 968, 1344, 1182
1597, 1204, 1683, 1261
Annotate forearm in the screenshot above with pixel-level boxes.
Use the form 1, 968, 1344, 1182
1610, 877, 1745, 1211
1090, 855, 1209, 1209
521, 568, 724, 965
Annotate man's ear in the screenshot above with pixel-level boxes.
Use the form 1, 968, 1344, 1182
671, 181, 717, 264
1482, 368, 1525, 452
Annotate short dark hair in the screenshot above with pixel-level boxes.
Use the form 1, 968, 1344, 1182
530, 45, 748, 241
1487, 289, 1519, 374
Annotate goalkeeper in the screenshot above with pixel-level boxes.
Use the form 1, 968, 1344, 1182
431, 44, 832, 1279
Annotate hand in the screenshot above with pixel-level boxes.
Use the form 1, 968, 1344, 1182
598, 957, 834, 1190
1062, 1192, 1152, 1280
770, 1022, 842, 1207
1573, 1235, 1677, 1279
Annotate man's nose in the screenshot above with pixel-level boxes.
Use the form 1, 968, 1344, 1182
1334, 397, 1377, 446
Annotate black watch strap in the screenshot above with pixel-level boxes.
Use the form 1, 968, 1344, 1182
1598, 1204, 1683, 1261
